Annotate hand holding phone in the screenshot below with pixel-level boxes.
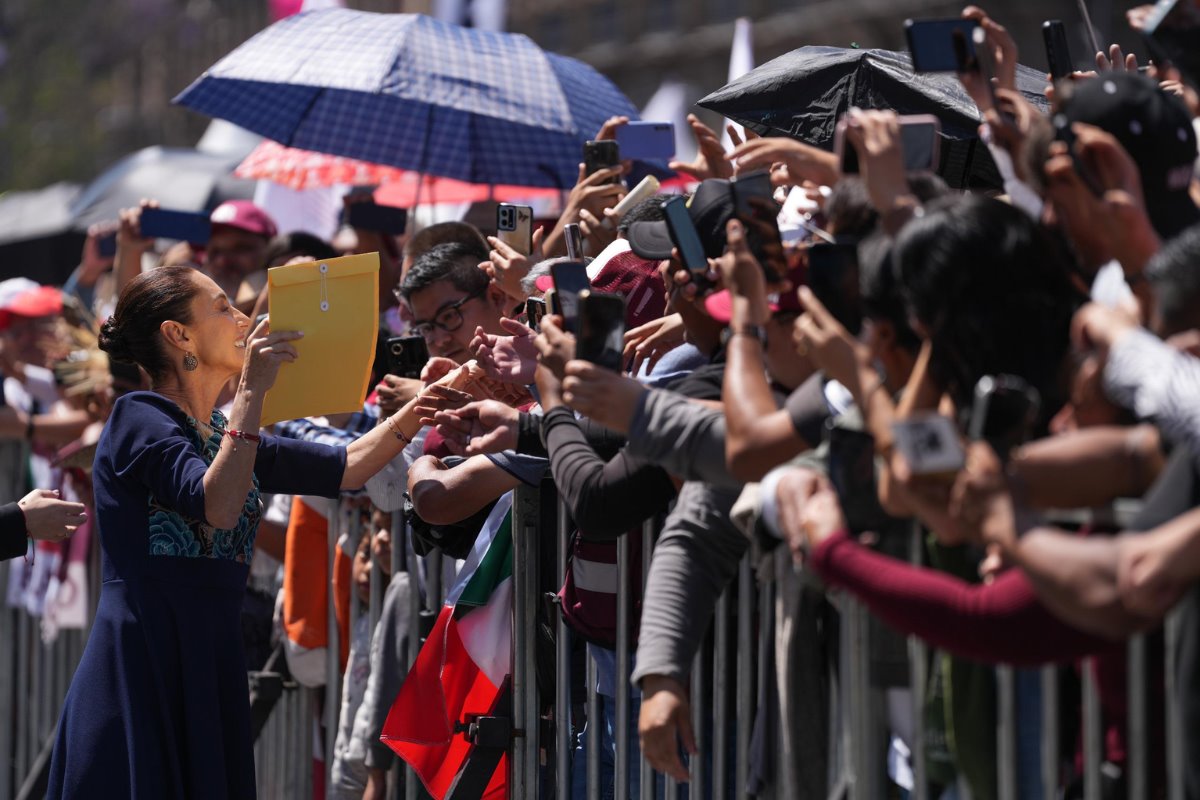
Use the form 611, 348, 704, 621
1042, 20, 1074, 81
834, 115, 941, 175
662, 196, 709, 285
967, 375, 1040, 460
583, 140, 621, 184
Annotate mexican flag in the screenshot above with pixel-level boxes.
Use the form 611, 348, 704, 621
381, 492, 514, 799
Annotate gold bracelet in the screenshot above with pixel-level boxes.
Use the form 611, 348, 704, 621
384, 414, 411, 445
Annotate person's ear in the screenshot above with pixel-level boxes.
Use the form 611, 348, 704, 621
485, 281, 508, 310
159, 320, 191, 354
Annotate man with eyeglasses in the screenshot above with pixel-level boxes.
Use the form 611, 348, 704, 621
397, 241, 513, 365
397, 242, 549, 525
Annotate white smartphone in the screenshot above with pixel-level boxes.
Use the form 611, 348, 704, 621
604, 175, 661, 230
497, 203, 534, 256
891, 413, 966, 476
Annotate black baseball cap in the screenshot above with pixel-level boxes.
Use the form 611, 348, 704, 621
1059, 72, 1199, 240
627, 179, 735, 261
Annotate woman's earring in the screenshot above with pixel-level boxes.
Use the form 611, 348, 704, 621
183, 352, 198, 371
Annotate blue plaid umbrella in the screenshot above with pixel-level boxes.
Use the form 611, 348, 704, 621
174, 9, 643, 190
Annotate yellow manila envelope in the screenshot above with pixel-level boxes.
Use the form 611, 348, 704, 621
262, 252, 379, 426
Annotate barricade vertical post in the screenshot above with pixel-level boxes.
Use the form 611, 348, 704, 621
369, 517, 384, 644
511, 484, 541, 799
1040, 666, 1059, 798
1127, 636, 1148, 800
325, 501, 343, 793
402, 512, 422, 800
713, 585, 730, 799
640, 520, 656, 800
586, 650, 601, 800
846, 598, 880, 800
1165, 607, 1185, 800
736, 555, 753, 800
15, 611, 29, 785
556, 500, 572, 800
347, 508, 364, 660
615, 532, 632, 800
908, 525, 929, 800
1081, 659, 1102, 800
0, 568, 12, 800
689, 637, 708, 792
995, 666, 1017, 800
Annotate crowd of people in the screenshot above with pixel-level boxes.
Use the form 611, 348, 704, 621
7, 3, 1200, 798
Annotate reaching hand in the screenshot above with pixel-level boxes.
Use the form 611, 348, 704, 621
793, 287, 868, 390
560, 360, 646, 434
1117, 527, 1192, 619
471, 319, 539, 385
624, 313, 686, 376
842, 109, 913, 217
948, 441, 1017, 550
1070, 302, 1140, 355
578, 207, 619, 256
639, 675, 696, 783
376, 375, 422, 417
117, 201, 157, 253
433, 400, 520, 457
533, 315, 576, 381
483, 229, 545, 304
961, 6, 1018, 91
669, 114, 734, 181
80, 222, 118, 285
240, 318, 303, 394
727, 136, 840, 188
772, 468, 845, 564
1095, 43, 1139, 73
18, 489, 88, 543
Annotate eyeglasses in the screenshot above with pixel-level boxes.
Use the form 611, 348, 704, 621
409, 289, 486, 340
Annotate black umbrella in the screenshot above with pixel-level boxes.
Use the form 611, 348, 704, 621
69, 146, 256, 230
0, 183, 85, 284
697, 47, 1051, 189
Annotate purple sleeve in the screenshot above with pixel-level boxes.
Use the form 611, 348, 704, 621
110, 393, 210, 522
809, 530, 1118, 666
253, 434, 347, 498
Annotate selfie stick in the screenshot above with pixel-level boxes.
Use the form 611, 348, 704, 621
1076, 0, 1103, 58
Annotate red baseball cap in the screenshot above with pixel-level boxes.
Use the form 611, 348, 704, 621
703, 261, 806, 324
0, 280, 62, 330
209, 200, 278, 239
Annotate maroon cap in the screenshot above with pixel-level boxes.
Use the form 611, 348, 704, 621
209, 200, 278, 239
590, 250, 667, 331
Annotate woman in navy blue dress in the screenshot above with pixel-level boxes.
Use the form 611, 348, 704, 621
47, 266, 430, 798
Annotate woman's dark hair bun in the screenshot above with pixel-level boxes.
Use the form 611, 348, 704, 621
97, 316, 136, 364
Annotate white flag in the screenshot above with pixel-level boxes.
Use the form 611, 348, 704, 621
721, 18, 756, 151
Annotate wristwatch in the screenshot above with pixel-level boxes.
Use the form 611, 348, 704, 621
723, 324, 767, 346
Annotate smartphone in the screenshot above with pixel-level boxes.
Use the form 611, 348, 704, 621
806, 242, 863, 336
826, 424, 893, 535
1142, 0, 1200, 90
834, 114, 942, 175
525, 297, 547, 330
550, 260, 591, 332
730, 171, 786, 283
97, 232, 118, 258
605, 174, 661, 229
563, 223, 584, 261
344, 201, 409, 235
544, 288, 561, 317
497, 203, 533, 256
140, 207, 212, 244
583, 140, 621, 183
891, 413, 966, 477
905, 18, 979, 73
662, 196, 708, 277
1042, 20, 1074, 81
967, 375, 1041, 460
386, 336, 431, 380
575, 291, 627, 372
615, 121, 676, 161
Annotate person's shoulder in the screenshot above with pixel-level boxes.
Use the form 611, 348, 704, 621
106, 392, 189, 439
